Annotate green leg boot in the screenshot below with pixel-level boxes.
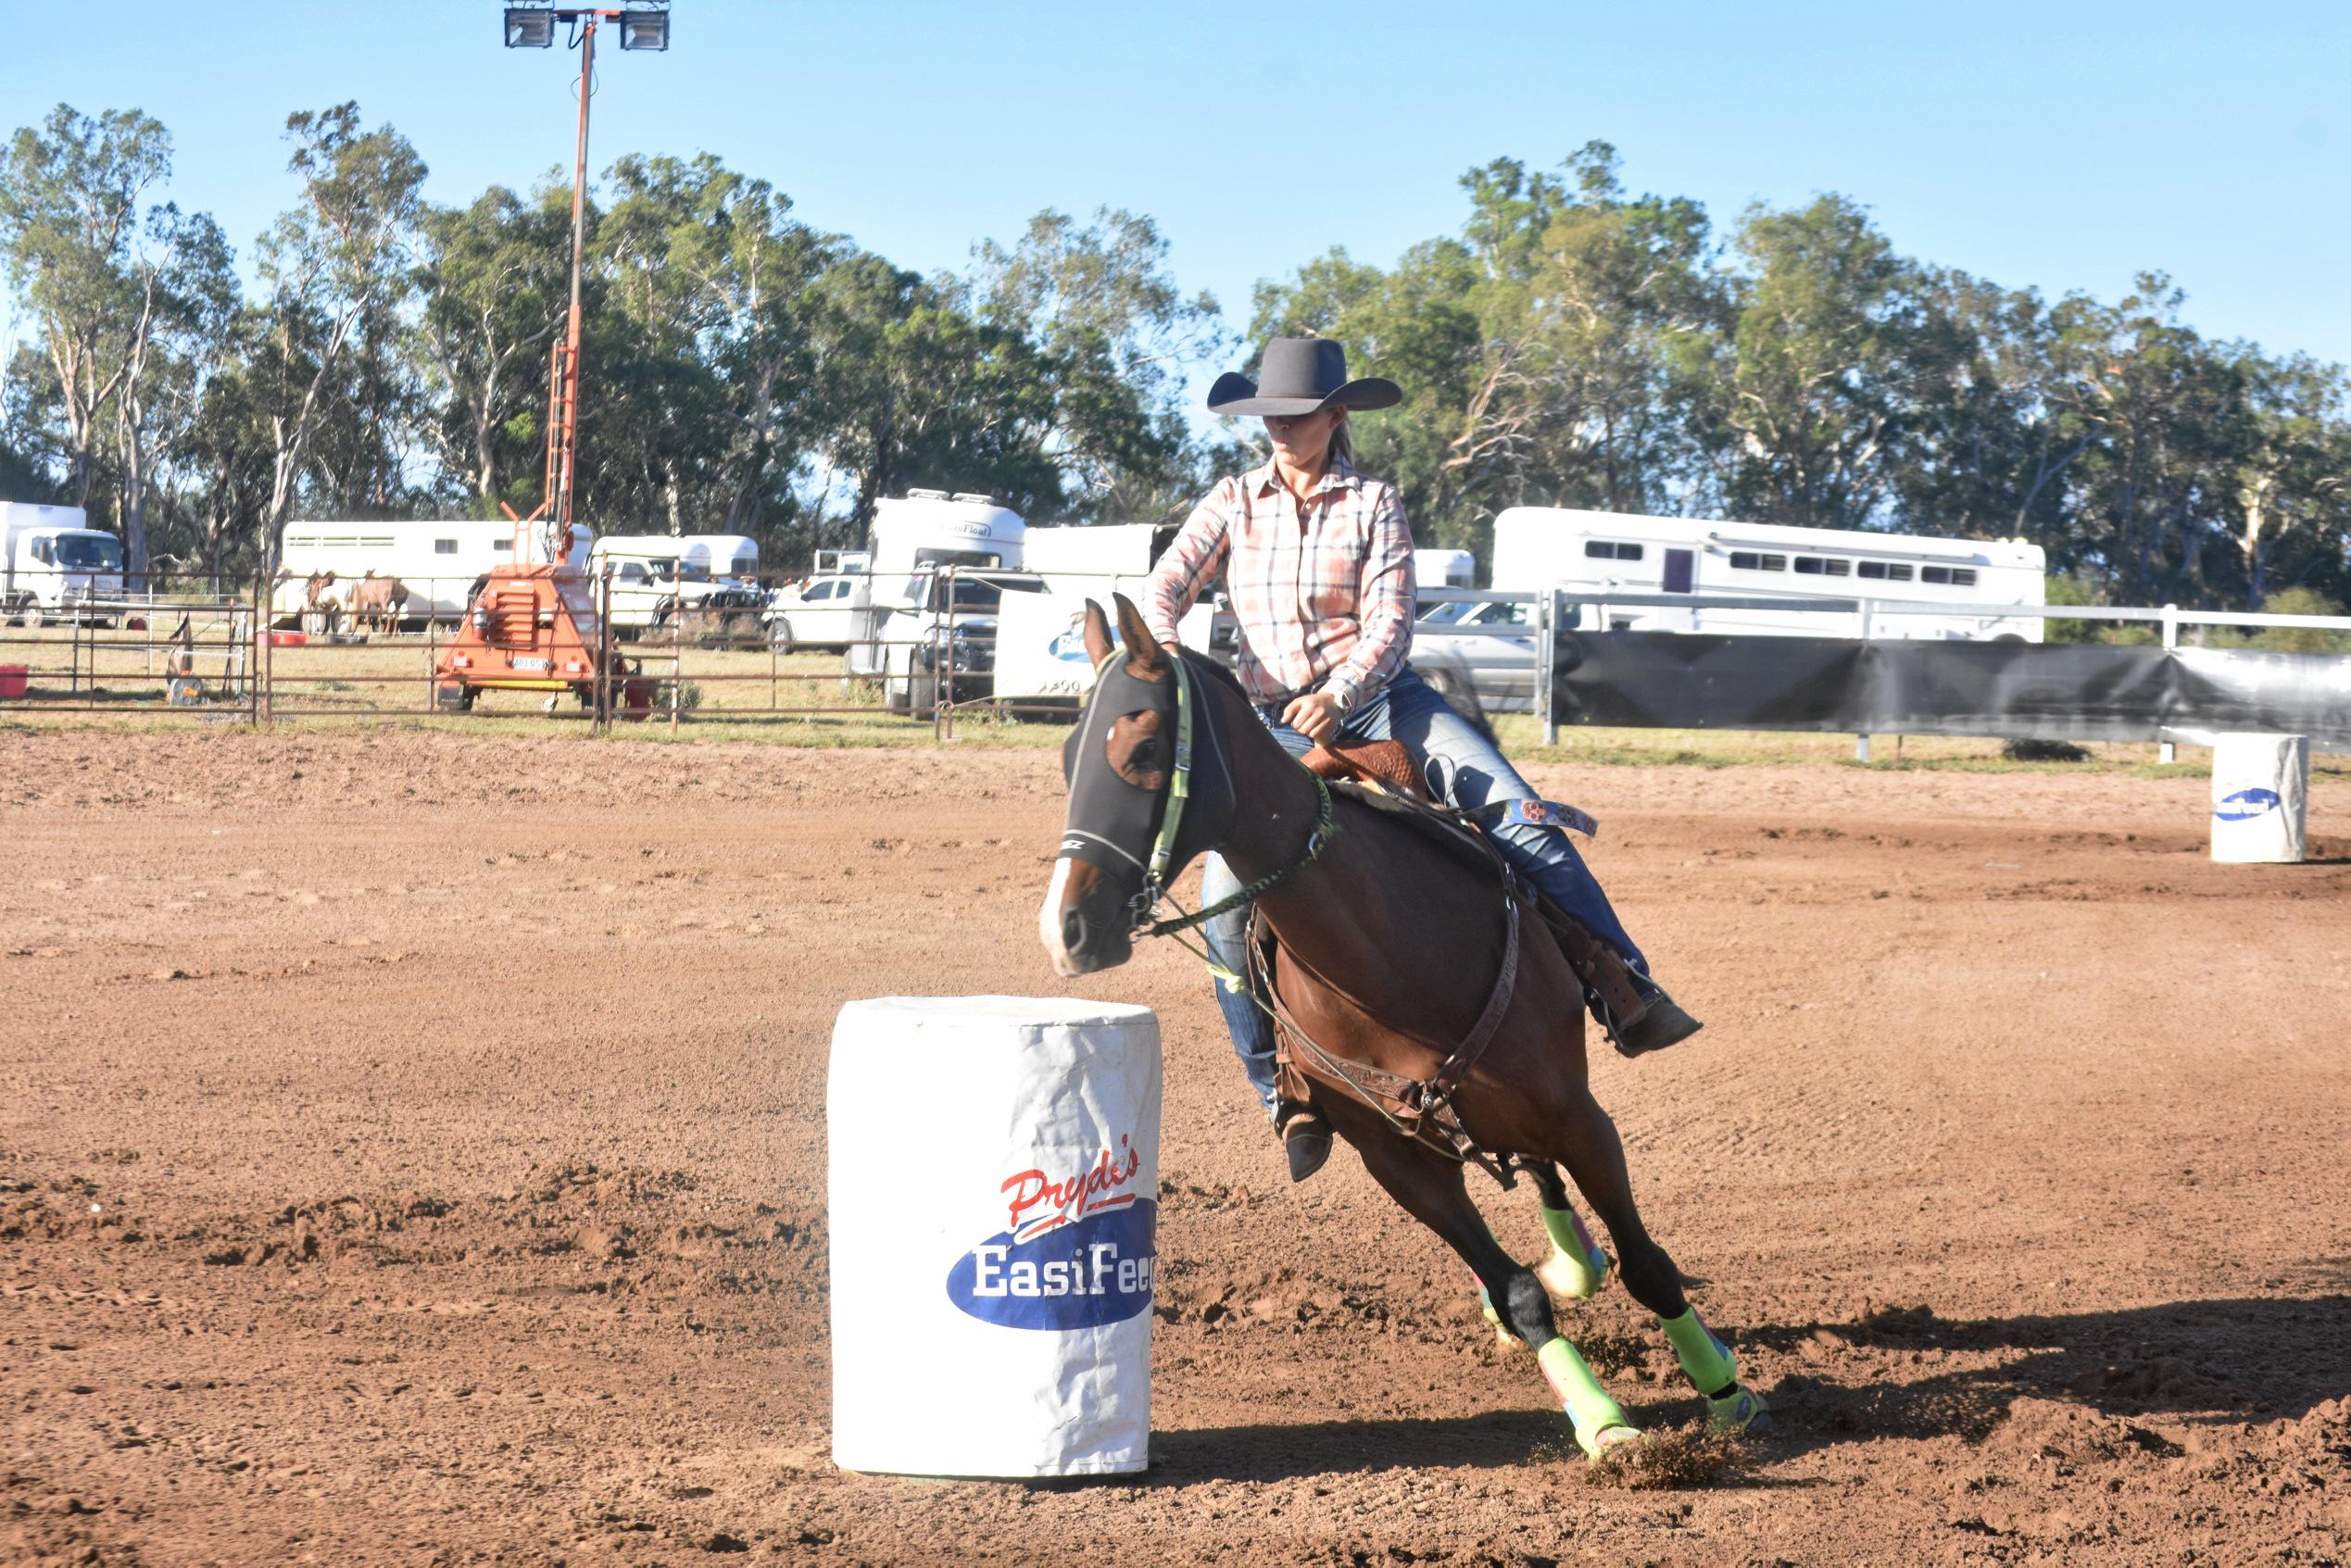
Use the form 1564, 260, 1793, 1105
1532, 1205, 1612, 1300
1535, 1337, 1640, 1461
1658, 1307, 1770, 1435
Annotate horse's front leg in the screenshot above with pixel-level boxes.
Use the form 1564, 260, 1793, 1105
1328, 1102, 1638, 1463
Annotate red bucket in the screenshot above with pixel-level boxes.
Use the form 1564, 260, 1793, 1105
0, 665, 25, 699
267, 632, 308, 647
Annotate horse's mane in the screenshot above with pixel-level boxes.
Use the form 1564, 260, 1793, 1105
1179, 646, 1247, 703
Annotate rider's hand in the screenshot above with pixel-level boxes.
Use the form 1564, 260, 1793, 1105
1282, 690, 1345, 746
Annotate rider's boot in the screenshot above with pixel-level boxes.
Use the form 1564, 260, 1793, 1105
1614, 977, 1703, 1057
1541, 908, 1703, 1057
1579, 946, 1703, 1057
1275, 1098, 1331, 1183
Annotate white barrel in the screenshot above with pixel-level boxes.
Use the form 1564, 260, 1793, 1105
2210, 734, 2308, 863
827, 996, 1161, 1477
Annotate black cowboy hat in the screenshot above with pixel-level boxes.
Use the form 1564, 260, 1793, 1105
1205, 337, 1402, 418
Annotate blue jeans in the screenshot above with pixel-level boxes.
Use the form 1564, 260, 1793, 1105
1202, 669, 1646, 1119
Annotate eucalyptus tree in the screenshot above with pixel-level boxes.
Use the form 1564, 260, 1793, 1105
0, 105, 228, 574
1701, 194, 1921, 530
2052, 275, 2250, 604
111, 204, 237, 577
808, 252, 1060, 535
1894, 272, 2096, 551
2228, 351, 2347, 608
1456, 145, 1721, 517
0, 106, 164, 512
585, 153, 733, 533
973, 207, 1228, 521
652, 158, 840, 534
252, 103, 427, 562
413, 180, 575, 513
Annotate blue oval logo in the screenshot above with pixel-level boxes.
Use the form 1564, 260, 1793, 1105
2214, 787, 2282, 822
1047, 625, 1120, 663
945, 1200, 1157, 1330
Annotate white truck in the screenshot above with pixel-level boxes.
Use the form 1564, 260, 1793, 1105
2, 503, 125, 626
991, 522, 1230, 711
840, 492, 1029, 714
586, 533, 764, 637
274, 519, 590, 627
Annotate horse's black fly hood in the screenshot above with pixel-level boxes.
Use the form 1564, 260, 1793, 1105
1057, 638, 1235, 922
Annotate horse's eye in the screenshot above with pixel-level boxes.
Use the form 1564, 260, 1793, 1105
1104, 710, 1168, 789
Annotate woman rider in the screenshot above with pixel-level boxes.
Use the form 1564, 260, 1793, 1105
1143, 337, 1702, 1182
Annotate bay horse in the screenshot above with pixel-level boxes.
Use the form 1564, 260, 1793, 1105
1038, 596, 1767, 1462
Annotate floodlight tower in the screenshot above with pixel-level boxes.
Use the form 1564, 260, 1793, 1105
504, 0, 671, 548
433, 2, 671, 717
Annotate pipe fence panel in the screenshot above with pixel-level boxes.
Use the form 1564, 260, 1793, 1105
11, 571, 2344, 747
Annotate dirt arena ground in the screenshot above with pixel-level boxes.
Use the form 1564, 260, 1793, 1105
3, 730, 2346, 1567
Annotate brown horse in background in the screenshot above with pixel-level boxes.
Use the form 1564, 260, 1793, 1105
1039, 596, 1768, 1463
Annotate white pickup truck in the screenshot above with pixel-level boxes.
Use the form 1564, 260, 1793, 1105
3, 503, 125, 626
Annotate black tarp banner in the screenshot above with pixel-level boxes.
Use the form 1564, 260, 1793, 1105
1551, 634, 2351, 746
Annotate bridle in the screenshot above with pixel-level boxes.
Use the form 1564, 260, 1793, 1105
1059, 646, 1336, 942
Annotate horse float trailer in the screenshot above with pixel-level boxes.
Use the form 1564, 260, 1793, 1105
273, 519, 591, 628
1491, 508, 2047, 641
840, 492, 1028, 699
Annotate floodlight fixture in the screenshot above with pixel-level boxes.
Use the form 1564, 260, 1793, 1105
618, 6, 670, 52
504, 5, 556, 46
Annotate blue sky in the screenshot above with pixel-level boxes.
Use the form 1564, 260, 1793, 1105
5, 0, 2347, 385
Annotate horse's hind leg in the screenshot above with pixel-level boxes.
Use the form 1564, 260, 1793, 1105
1547, 1087, 1769, 1436
1341, 1120, 1637, 1461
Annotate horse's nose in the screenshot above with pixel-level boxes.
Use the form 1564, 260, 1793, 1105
1062, 904, 1091, 961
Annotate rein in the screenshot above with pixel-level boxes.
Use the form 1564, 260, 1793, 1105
1118, 649, 1338, 941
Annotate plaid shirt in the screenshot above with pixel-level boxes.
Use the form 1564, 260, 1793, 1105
1145, 458, 1417, 713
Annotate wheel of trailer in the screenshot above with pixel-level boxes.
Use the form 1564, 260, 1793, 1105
23, 602, 43, 631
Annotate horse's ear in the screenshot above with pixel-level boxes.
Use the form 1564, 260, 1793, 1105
1082, 600, 1114, 666
1112, 594, 1166, 674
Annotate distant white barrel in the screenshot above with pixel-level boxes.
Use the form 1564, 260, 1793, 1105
828, 996, 1161, 1477
2210, 734, 2308, 864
